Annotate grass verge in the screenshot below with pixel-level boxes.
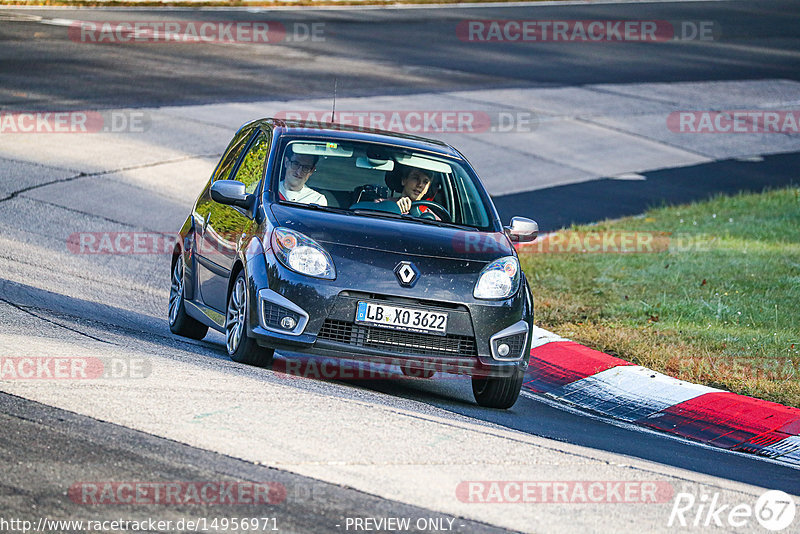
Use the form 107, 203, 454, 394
519, 187, 800, 408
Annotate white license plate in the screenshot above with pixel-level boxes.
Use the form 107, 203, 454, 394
355, 301, 448, 336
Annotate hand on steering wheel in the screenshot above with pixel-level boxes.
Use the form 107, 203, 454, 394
396, 196, 412, 214
409, 200, 452, 222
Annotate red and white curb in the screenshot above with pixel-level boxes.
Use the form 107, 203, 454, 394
524, 326, 800, 467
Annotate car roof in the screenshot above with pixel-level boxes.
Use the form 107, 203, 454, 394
243, 118, 464, 160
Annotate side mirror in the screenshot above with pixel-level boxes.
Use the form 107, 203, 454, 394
505, 216, 538, 243
210, 180, 252, 210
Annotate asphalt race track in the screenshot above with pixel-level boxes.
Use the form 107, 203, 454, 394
2, 1, 800, 110
1, 1, 799, 533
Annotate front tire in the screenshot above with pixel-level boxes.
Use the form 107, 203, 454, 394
472, 366, 524, 409
169, 254, 209, 340
226, 271, 274, 367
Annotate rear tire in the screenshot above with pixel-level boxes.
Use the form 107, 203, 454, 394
226, 271, 274, 367
472, 366, 524, 409
169, 254, 209, 340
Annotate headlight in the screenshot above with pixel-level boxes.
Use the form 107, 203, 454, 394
271, 228, 336, 280
473, 256, 520, 300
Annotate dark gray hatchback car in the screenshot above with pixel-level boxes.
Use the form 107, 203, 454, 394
169, 119, 538, 408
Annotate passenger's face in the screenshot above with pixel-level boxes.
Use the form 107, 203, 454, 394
283, 154, 316, 191
401, 169, 432, 200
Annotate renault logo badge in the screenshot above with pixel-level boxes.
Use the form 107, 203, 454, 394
394, 261, 419, 287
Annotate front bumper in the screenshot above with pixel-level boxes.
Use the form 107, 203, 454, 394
245, 245, 532, 377
251, 290, 531, 379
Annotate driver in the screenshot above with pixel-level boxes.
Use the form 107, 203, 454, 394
394, 167, 435, 216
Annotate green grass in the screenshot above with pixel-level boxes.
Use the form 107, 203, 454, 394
519, 187, 800, 408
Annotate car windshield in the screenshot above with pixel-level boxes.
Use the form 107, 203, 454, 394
271, 137, 494, 230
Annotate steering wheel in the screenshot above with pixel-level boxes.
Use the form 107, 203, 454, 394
409, 200, 451, 222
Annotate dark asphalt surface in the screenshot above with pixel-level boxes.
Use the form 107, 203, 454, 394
3, 276, 800, 499
494, 151, 800, 231
1, 1, 799, 531
0, 1, 799, 110
0, 391, 511, 533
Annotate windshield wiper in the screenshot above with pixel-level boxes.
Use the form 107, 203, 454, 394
283, 201, 347, 214
352, 209, 404, 219
393, 214, 473, 230
403, 217, 467, 230
352, 209, 471, 230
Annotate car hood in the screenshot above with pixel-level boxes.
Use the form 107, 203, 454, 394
269, 204, 514, 262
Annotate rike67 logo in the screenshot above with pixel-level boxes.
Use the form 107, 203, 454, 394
669, 490, 796, 531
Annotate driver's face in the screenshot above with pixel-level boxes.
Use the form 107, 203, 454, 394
401, 169, 432, 200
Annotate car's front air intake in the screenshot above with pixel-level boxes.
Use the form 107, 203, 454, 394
317, 319, 478, 358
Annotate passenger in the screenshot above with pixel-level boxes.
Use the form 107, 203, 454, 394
279, 146, 327, 206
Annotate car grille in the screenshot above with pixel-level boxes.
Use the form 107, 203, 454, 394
317, 319, 478, 358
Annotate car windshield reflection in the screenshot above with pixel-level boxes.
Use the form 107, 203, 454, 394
272, 138, 493, 230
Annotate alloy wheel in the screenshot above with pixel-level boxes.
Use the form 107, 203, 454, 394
226, 277, 247, 354
168, 256, 183, 326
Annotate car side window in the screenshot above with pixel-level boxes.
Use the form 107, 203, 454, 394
232, 132, 270, 194
452, 166, 490, 228
213, 129, 253, 183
